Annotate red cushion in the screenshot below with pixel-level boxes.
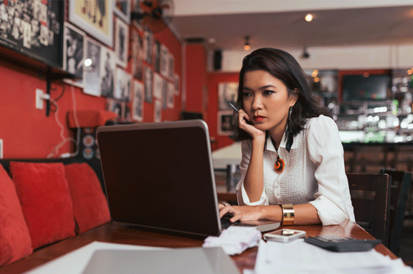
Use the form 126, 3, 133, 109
64, 163, 110, 233
9, 162, 76, 249
0, 164, 32, 266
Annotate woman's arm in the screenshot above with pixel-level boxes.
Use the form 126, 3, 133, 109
237, 109, 267, 202
218, 203, 321, 225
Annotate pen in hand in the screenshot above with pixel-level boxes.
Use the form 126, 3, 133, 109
228, 103, 239, 112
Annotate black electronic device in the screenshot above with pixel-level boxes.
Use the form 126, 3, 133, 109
304, 236, 381, 252
342, 74, 391, 101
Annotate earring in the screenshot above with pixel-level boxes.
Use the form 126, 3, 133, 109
285, 107, 293, 152
288, 107, 292, 133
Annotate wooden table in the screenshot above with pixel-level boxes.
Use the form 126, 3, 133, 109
0, 220, 397, 274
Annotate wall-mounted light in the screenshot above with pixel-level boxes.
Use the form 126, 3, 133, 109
244, 36, 250, 51
84, 58, 93, 67
301, 47, 310, 59
305, 14, 313, 22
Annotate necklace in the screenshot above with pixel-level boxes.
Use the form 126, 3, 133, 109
271, 139, 284, 173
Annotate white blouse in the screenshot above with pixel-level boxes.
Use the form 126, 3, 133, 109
236, 115, 355, 225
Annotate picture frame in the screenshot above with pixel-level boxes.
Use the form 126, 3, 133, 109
167, 82, 175, 109
131, 29, 143, 81
63, 23, 86, 88
114, 67, 132, 102
115, 17, 129, 68
106, 98, 123, 117
174, 74, 180, 96
218, 111, 234, 136
69, 0, 113, 47
153, 72, 163, 99
143, 29, 153, 65
218, 82, 238, 110
114, 0, 131, 24
132, 80, 144, 122
144, 66, 153, 103
84, 38, 103, 97
154, 99, 162, 122
100, 47, 116, 98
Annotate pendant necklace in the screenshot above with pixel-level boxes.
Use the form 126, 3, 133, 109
271, 139, 285, 173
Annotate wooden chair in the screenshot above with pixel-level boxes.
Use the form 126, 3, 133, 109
347, 173, 391, 247
379, 168, 412, 256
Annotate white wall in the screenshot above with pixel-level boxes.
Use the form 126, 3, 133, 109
216, 44, 413, 72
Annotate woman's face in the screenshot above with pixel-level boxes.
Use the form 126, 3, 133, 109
242, 70, 297, 135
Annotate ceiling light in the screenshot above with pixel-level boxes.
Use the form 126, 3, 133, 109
244, 36, 250, 51
305, 14, 313, 22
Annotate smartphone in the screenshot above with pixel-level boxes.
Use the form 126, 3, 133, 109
264, 229, 306, 243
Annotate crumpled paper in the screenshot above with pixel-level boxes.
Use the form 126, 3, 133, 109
203, 226, 262, 255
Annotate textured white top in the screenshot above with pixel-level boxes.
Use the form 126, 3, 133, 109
236, 115, 355, 225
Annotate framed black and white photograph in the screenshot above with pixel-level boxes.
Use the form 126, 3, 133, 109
143, 29, 153, 65
218, 82, 238, 110
132, 29, 143, 81
160, 44, 169, 77
168, 53, 175, 80
106, 98, 123, 117
162, 79, 167, 110
115, 17, 129, 68
132, 80, 144, 122
69, 0, 113, 47
100, 47, 116, 98
167, 82, 174, 109
84, 38, 102, 97
144, 66, 153, 103
153, 72, 163, 99
131, 0, 143, 30
123, 104, 131, 120
218, 111, 234, 136
114, 0, 131, 24
153, 39, 161, 73
63, 23, 86, 87
114, 67, 132, 102
174, 74, 180, 95
154, 99, 162, 122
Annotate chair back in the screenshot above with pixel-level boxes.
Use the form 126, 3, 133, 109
379, 168, 412, 256
347, 173, 391, 247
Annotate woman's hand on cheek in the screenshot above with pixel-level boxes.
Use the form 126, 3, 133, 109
219, 205, 264, 223
238, 109, 265, 140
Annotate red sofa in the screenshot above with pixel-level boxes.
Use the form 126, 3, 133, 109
0, 158, 110, 267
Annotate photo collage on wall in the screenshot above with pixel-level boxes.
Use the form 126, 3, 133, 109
0, 0, 64, 67
217, 82, 238, 135
63, 0, 180, 123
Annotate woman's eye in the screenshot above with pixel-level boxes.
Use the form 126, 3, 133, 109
243, 92, 252, 97
263, 90, 275, 95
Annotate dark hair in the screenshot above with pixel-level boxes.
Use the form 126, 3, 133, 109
233, 48, 332, 148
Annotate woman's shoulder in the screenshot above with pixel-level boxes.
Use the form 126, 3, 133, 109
306, 114, 337, 131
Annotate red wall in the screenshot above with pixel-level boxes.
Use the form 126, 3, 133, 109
185, 44, 208, 121
0, 24, 182, 158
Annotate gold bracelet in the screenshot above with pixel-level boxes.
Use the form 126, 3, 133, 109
280, 204, 294, 225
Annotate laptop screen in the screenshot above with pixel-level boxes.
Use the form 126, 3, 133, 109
97, 120, 221, 237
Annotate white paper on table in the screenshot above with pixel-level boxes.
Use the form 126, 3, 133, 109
25, 241, 166, 274
255, 239, 413, 274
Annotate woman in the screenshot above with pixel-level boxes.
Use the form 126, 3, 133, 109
219, 48, 354, 226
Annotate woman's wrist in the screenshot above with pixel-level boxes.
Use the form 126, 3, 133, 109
260, 205, 283, 222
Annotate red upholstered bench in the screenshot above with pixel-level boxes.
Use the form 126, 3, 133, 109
0, 159, 110, 268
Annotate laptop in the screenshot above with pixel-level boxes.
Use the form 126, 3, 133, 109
96, 120, 279, 238
82, 247, 239, 274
